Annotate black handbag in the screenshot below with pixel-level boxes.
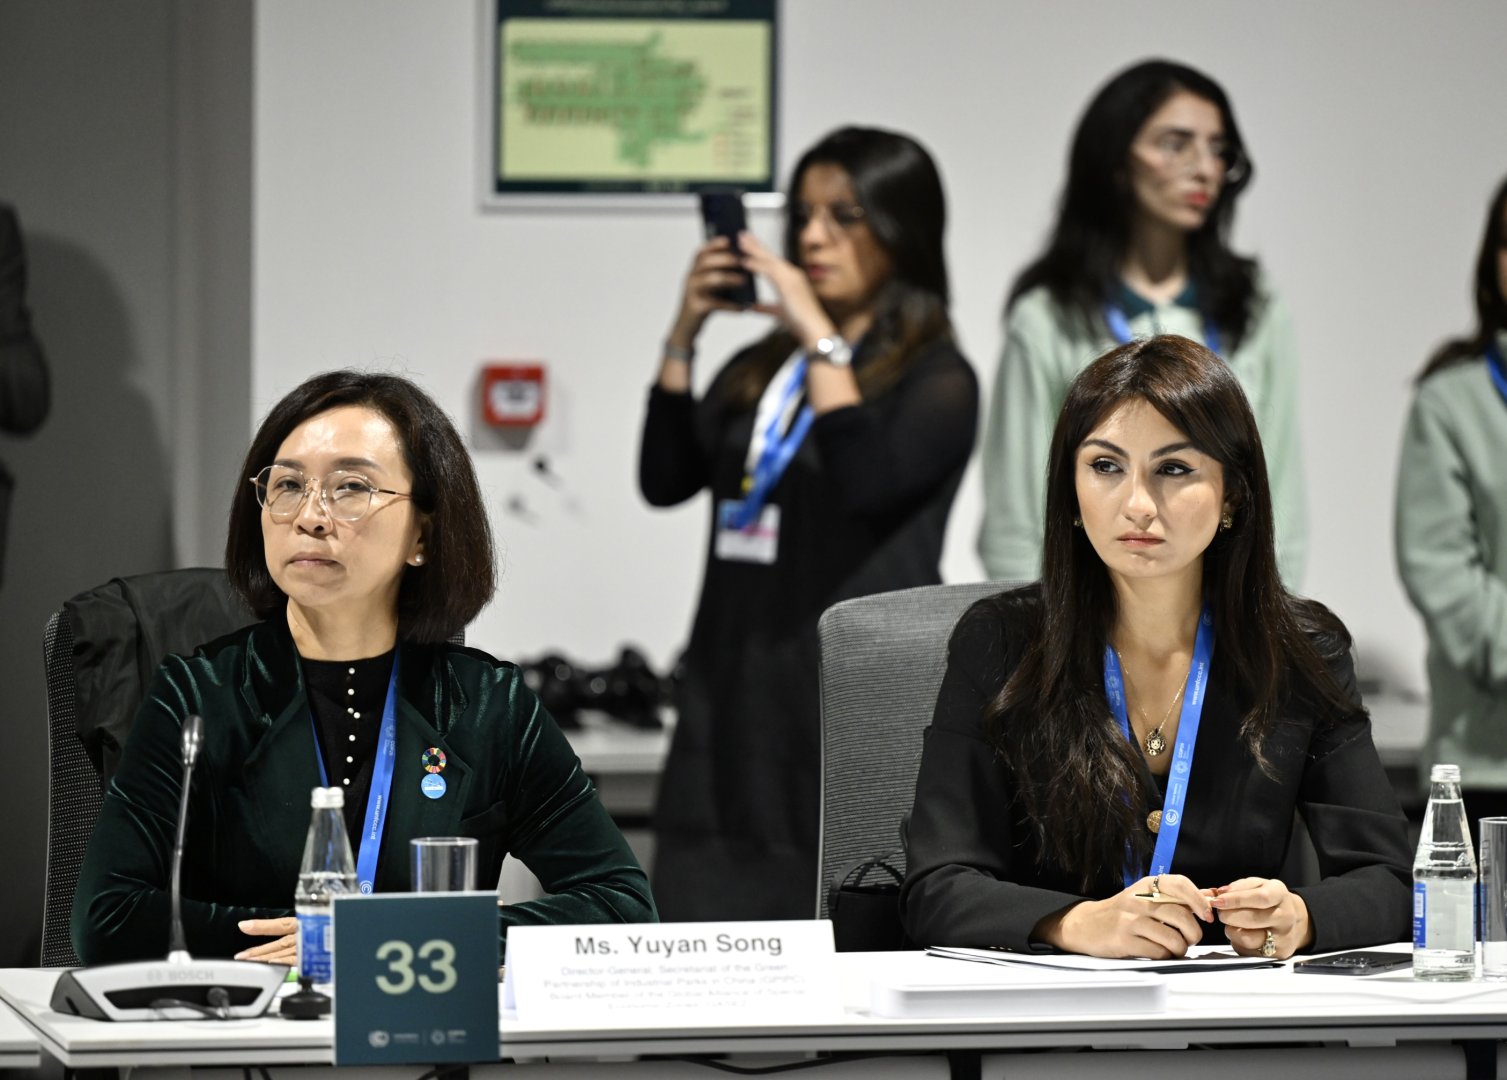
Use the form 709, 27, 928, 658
827, 853, 913, 952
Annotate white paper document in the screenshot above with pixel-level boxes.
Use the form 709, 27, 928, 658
926, 944, 1281, 974
872, 953, 1166, 1018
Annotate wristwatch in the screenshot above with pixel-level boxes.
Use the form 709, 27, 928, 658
811, 334, 853, 368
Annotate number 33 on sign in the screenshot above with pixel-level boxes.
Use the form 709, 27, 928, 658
375, 938, 458, 994
332, 893, 500, 1066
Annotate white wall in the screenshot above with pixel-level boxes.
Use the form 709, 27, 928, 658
254, 0, 1507, 692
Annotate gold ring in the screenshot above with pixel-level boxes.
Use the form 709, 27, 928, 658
1260, 930, 1277, 958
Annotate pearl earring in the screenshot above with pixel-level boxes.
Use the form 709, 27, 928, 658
413, 553, 425, 565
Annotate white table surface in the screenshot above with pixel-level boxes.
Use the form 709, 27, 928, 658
0, 969, 332, 1068
499, 946, 1507, 1059
9, 946, 1505, 1071
0, 985, 39, 1067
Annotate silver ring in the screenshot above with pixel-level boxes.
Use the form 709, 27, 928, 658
1150, 876, 1162, 899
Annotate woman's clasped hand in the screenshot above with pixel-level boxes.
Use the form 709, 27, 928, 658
1038, 874, 1312, 960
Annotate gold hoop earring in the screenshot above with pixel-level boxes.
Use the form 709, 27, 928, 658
1220, 513, 1233, 531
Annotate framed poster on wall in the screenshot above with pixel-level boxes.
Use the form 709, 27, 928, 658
480, 0, 779, 207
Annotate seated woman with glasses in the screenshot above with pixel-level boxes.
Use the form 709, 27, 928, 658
73, 371, 655, 965
639, 126, 978, 919
903, 336, 1410, 960
978, 59, 1307, 589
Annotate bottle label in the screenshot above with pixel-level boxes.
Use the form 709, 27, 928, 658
1413, 881, 1426, 949
298, 911, 334, 983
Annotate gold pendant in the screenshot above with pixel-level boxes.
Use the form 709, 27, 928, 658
1147, 810, 1162, 833
1145, 728, 1166, 756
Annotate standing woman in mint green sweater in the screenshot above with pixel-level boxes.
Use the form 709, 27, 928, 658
1396, 177, 1507, 828
979, 60, 1305, 586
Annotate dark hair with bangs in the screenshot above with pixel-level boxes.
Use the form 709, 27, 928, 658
225, 370, 496, 643
1008, 59, 1262, 351
1418, 175, 1507, 381
723, 125, 952, 406
984, 335, 1353, 887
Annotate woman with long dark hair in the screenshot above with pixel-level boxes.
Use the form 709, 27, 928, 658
1397, 177, 1507, 828
639, 127, 978, 919
979, 59, 1306, 588
904, 336, 1408, 959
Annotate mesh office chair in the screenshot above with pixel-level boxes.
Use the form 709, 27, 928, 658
815, 580, 1012, 935
41, 569, 250, 967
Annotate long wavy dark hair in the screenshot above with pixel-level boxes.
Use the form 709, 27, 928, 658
1418, 176, 1507, 381
985, 335, 1354, 887
724, 126, 952, 406
1008, 60, 1261, 352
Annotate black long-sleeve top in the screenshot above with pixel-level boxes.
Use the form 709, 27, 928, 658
901, 585, 1413, 954
639, 335, 979, 919
640, 337, 979, 605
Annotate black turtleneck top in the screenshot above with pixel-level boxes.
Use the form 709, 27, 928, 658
301, 649, 395, 841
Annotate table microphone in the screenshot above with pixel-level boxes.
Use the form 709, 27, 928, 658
49, 715, 290, 1021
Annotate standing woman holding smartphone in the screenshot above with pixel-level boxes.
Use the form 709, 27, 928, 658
978, 59, 1306, 587
639, 127, 978, 920
1396, 177, 1507, 828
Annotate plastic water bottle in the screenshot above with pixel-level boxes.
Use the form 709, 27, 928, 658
1413, 763, 1477, 980
295, 786, 357, 984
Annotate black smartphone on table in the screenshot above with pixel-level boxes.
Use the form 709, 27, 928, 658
1293, 950, 1412, 975
698, 191, 758, 308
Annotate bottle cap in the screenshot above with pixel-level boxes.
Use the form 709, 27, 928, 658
1430, 763, 1462, 784
311, 786, 346, 809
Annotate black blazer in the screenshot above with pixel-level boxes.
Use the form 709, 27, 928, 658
900, 585, 1413, 953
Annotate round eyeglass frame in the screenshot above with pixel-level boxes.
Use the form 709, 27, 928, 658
250, 465, 411, 523
1149, 136, 1249, 186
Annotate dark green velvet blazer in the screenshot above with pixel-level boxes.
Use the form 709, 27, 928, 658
72, 619, 657, 964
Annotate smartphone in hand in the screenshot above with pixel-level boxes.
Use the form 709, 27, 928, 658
698, 191, 758, 308
1293, 950, 1411, 975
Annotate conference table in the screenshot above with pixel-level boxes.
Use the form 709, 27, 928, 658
4, 944, 1507, 1080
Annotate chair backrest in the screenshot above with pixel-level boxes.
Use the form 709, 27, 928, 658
42, 568, 251, 967
816, 580, 1015, 919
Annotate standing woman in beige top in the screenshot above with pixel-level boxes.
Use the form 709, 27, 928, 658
978, 59, 1305, 587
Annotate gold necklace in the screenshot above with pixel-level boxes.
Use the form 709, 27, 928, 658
1114, 650, 1191, 758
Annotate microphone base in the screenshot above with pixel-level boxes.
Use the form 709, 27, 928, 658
50, 959, 289, 1021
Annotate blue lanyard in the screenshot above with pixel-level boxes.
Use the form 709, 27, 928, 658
1104, 303, 1223, 358
1103, 607, 1216, 887
728, 356, 815, 529
310, 648, 400, 894
1486, 341, 1507, 405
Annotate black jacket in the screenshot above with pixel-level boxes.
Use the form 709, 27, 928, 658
901, 585, 1413, 953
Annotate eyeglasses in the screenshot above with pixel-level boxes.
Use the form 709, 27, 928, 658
1146, 130, 1249, 185
790, 201, 867, 235
251, 466, 411, 523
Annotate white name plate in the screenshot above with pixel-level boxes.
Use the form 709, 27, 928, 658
504, 920, 840, 1026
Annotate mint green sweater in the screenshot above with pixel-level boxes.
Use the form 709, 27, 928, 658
1395, 335, 1507, 787
977, 282, 1307, 585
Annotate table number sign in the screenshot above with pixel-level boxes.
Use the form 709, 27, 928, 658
504, 920, 839, 1026
332, 893, 500, 1065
